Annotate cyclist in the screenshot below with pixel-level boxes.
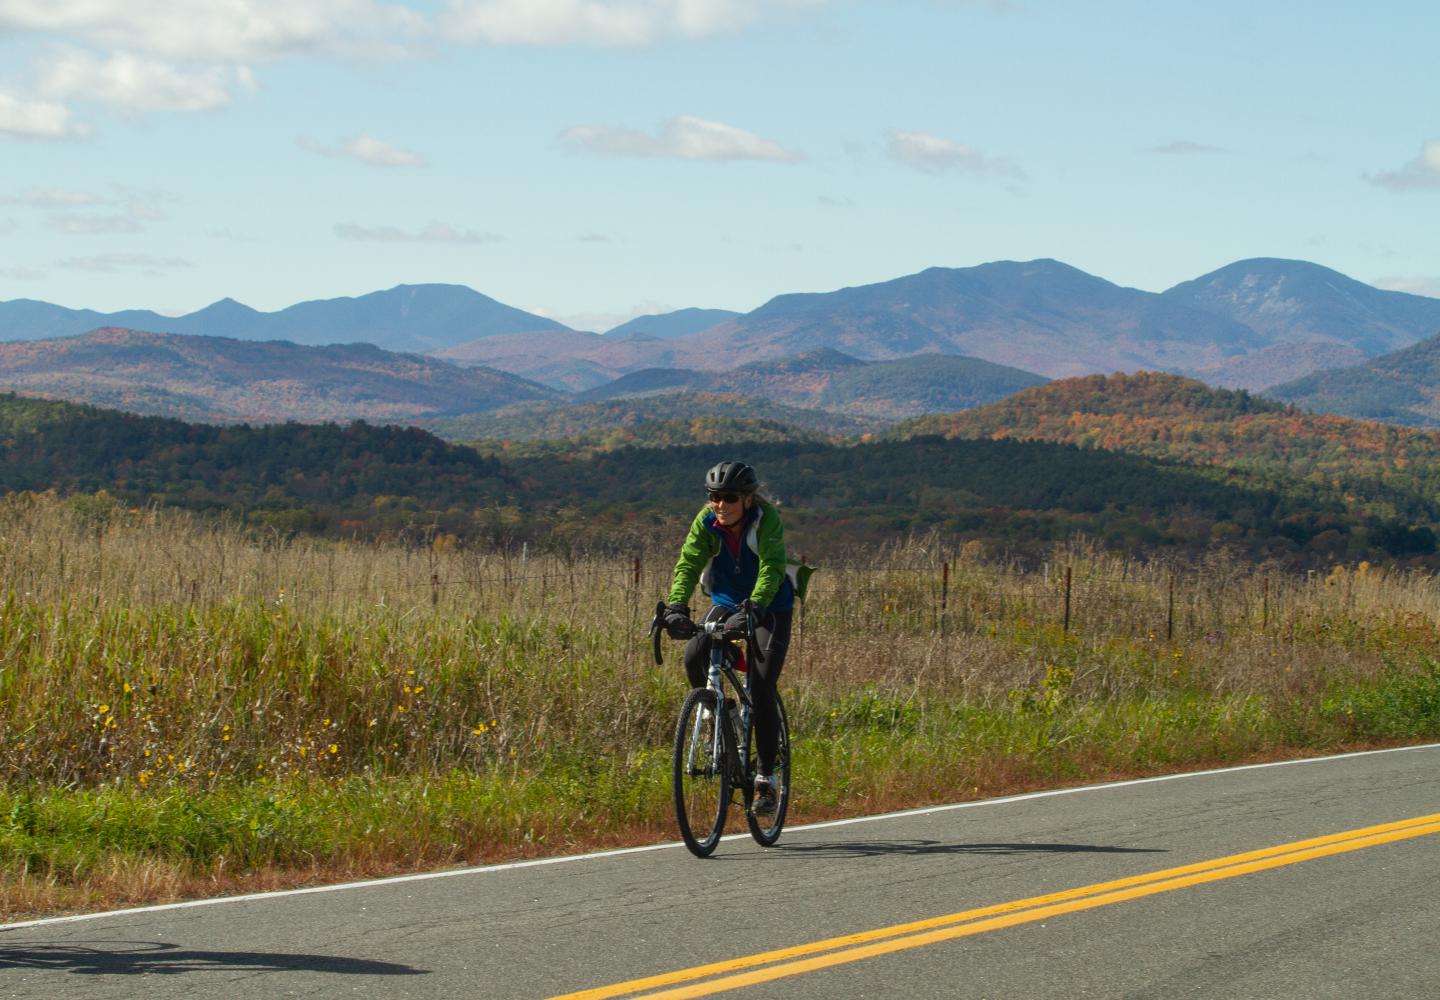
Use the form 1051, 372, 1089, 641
664, 461, 795, 816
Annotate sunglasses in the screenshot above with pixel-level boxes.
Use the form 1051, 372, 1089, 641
707, 491, 745, 504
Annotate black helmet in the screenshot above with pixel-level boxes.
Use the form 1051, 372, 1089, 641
705, 461, 758, 494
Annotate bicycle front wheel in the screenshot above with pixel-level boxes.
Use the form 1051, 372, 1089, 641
747, 693, 790, 847
673, 687, 731, 857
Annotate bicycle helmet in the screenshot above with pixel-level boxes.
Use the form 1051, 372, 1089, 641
705, 461, 758, 494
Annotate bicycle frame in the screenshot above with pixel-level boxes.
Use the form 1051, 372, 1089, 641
687, 619, 753, 788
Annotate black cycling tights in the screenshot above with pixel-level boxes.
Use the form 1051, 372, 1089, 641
683, 605, 793, 777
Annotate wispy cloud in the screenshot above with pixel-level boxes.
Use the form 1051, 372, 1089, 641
1146, 139, 1225, 155
442, 0, 827, 47
301, 133, 428, 167
205, 227, 260, 242
0, 89, 89, 139
885, 129, 1023, 178
50, 214, 145, 235
0, 187, 102, 208
1367, 140, 1440, 193
0, 263, 46, 280
57, 253, 192, 272
333, 221, 504, 243
24, 185, 172, 235
561, 114, 803, 163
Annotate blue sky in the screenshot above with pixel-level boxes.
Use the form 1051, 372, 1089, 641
1, 0, 1436, 332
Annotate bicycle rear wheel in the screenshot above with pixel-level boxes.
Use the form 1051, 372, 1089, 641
673, 687, 731, 857
747, 693, 790, 847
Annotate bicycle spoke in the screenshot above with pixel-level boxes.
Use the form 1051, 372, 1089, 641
673, 688, 730, 857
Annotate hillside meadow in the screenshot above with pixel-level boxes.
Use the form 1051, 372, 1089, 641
5, 491, 1440, 917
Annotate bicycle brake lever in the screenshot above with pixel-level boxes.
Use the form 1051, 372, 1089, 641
650, 601, 665, 665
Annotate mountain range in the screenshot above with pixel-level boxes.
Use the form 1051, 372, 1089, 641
0, 284, 569, 355
3, 257, 1439, 427
0, 328, 559, 424
430, 258, 1440, 392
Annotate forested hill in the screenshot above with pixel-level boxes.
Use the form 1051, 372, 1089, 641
0, 393, 513, 534
1265, 332, 1440, 427
896, 371, 1287, 428
3, 391, 1436, 563
890, 371, 1440, 525
418, 391, 878, 445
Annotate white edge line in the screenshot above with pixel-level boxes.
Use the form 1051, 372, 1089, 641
4, 741, 1437, 933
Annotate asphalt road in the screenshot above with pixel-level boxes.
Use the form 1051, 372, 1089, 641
4, 744, 1440, 999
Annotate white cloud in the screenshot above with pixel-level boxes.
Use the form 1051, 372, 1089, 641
38, 49, 239, 112
0, 263, 46, 280
0, 88, 89, 138
301, 133, 428, 167
57, 252, 192, 272
0, 1, 423, 138
0, 0, 426, 63
1374, 275, 1440, 299
442, 0, 823, 47
885, 128, 1023, 177
1367, 140, 1440, 193
561, 114, 803, 162
333, 221, 504, 243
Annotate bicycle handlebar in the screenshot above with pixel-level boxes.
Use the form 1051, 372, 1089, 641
648, 600, 764, 665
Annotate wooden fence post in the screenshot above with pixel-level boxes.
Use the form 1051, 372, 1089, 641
1167, 574, 1176, 642
940, 560, 950, 634
1063, 565, 1072, 634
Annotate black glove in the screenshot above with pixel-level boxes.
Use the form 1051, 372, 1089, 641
663, 602, 694, 639
723, 600, 759, 637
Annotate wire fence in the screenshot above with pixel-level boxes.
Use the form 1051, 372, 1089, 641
8, 490, 1439, 650
225, 550, 1440, 648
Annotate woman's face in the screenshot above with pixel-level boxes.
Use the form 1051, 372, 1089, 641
708, 490, 752, 529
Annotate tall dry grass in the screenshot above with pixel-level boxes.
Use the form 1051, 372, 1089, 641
4, 490, 1440, 916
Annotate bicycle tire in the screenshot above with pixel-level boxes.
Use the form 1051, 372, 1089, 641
673, 687, 731, 857
746, 693, 790, 847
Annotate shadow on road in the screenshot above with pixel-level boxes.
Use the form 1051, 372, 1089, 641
0, 940, 428, 977
774, 840, 1168, 859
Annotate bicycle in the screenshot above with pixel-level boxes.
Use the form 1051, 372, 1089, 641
650, 601, 791, 858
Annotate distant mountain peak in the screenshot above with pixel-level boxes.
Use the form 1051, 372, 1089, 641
604, 307, 740, 339
1164, 257, 1440, 363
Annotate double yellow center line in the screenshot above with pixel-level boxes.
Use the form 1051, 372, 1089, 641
549, 811, 1440, 999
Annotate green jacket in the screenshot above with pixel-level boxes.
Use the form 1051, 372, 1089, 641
668, 498, 791, 609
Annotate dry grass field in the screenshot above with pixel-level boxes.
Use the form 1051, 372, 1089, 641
4, 490, 1440, 918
